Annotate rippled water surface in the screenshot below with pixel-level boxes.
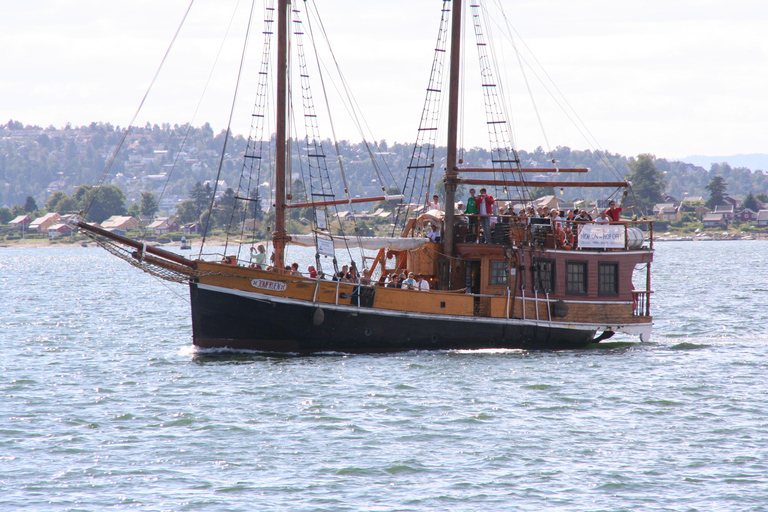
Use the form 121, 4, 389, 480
2, 241, 768, 511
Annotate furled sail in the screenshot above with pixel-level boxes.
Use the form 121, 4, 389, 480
287, 234, 427, 251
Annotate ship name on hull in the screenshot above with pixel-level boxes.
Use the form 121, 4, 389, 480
251, 279, 287, 292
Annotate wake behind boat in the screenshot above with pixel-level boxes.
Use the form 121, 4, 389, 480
75, 0, 653, 352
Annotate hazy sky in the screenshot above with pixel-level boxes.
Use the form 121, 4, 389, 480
1, 0, 766, 160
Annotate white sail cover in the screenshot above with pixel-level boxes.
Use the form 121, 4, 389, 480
288, 234, 427, 251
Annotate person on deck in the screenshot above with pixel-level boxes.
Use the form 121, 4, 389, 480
605, 200, 633, 222
333, 264, 349, 281
250, 244, 267, 268
427, 194, 440, 210
402, 273, 417, 290
308, 265, 318, 278
464, 189, 479, 238
427, 224, 441, 243
415, 273, 430, 291
596, 211, 610, 224
476, 188, 495, 244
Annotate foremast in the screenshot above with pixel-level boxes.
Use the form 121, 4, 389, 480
272, 0, 290, 271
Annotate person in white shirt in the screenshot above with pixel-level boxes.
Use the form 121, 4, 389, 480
595, 211, 609, 224
427, 224, 441, 242
415, 273, 430, 291
427, 194, 440, 210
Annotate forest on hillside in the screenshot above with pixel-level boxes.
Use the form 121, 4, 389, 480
2, 120, 767, 215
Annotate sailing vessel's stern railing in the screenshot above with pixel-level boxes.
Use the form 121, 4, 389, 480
632, 290, 652, 317
452, 214, 655, 250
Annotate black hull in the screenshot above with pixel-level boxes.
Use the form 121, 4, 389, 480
189, 282, 599, 353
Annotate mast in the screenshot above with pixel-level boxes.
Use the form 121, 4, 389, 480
272, 0, 290, 270
441, 0, 463, 288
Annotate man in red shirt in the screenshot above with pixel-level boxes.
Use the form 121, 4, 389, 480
605, 200, 633, 222
476, 188, 495, 243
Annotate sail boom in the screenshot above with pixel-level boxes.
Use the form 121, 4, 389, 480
458, 167, 589, 173
286, 195, 403, 209
457, 179, 629, 188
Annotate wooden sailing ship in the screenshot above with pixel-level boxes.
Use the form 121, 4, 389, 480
75, 0, 653, 352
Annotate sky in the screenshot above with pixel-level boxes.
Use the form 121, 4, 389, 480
1, 0, 767, 161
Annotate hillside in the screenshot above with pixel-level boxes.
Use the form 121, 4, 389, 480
2, 120, 767, 214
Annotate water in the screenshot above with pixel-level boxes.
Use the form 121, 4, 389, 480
2, 241, 767, 511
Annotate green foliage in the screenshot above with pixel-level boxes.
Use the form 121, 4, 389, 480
626, 154, 665, 213
127, 203, 141, 217
140, 191, 159, 217
742, 192, 759, 211
0, 207, 11, 224
45, 191, 68, 211
85, 185, 126, 223
705, 175, 728, 209
24, 196, 37, 213
175, 200, 198, 224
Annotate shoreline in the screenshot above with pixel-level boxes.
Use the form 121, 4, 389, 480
2, 232, 767, 249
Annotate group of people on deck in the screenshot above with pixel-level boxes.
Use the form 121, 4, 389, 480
459, 188, 634, 243
385, 272, 430, 291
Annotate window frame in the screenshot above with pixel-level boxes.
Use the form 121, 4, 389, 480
489, 260, 508, 286
598, 261, 619, 296
565, 260, 588, 296
533, 258, 555, 293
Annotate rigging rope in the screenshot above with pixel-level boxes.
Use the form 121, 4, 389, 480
82, 0, 196, 217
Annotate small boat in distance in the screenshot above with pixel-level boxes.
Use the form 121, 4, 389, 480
73, 1, 654, 352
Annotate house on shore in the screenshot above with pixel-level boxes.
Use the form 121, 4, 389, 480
702, 213, 726, 229
28, 212, 61, 233
101, 216, 139, 235
757, 210, 768, 228
9, 214, 32, 232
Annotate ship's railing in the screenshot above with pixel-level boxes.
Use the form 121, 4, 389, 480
453, 214, 655, 250
632, 290, 652, 317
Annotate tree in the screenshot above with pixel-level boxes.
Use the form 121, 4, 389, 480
742, 192, 759, 212
127, 203, 141, 218
189, 182, 212, 216
45, 191, 68, 211
24, 196, 38, 213
175, 200, 199, 224
54, 196, 79, 214
248, 189, 263, 220
705, 176, 728, 210
140, 191, 159, 217
0, 207, 12, 224
626, 154, 665, 212
86, 185, 126, 223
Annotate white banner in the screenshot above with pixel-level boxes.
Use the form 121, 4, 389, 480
315, 209, 327, 230
316, 235, 336, 258
578, 224, 625, 249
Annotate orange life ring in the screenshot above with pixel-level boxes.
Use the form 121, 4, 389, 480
557, 227, 574, 250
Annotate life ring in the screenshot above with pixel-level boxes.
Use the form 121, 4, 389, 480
557, 227, 574, 250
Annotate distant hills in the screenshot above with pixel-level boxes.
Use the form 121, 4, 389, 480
682, 154, 768, 173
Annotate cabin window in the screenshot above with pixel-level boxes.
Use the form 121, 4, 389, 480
566, 261, 587, 295
489, 261, 507, 286
533, 258, 554, 293
598, 262, 619, 296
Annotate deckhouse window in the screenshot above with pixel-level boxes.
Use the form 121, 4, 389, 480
598, 262, 619, 296
566, 261, 587, 295
533, 259, 554, 293
490, 261, 507, 286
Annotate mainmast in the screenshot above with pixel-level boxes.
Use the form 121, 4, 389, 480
272, 0, 290, 270
441, 0, 463, 288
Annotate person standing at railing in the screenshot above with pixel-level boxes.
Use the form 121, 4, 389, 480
605, 200, 634, 222
476, 188, 495, 244
464, 189, 478, 239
